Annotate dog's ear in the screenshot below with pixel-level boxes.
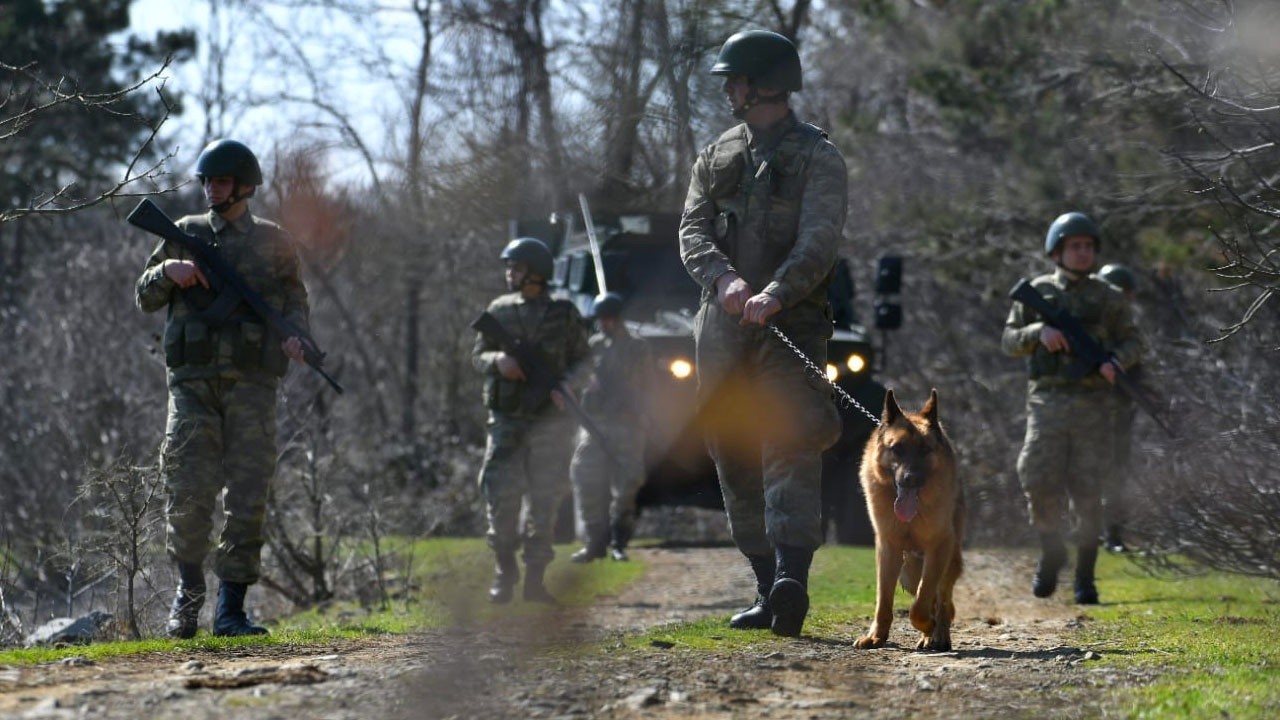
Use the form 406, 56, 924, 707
882, 389, 903, 425
921, 388, 939, 425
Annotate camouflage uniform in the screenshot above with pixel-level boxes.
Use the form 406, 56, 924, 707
569, 327, 655, 554
136, 209, 309, 584
1001, 268, 1141, 543
679, 111, 846, 556
472, 292, 590, 569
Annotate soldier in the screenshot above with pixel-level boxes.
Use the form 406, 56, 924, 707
1002, 212, 1142, 605
568, 292, 655, 563
472, 237, 590, 604
679, 29, 846, 637
136, 139, 311, 638
1096, 262, 1141, 553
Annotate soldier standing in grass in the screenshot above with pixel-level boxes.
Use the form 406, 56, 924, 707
679, 29, 847, 637
568, 292, 656, 563
472, 237, 590, 604
1001, 212, 1142, 605
136, 139, 310, 638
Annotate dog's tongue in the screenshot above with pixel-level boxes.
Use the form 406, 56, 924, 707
894, 488, 920, 523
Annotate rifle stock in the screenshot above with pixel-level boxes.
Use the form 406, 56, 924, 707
471, 311, 625, 466
1008, 278, 1174, 437
128, 199, 343, 394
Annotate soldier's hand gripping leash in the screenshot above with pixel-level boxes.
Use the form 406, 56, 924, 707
1008, 278, 1175, 438
127, 198, 344, 394
471, 311, 626, 466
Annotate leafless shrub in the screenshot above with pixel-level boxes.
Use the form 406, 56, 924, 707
73, 456, 166, 640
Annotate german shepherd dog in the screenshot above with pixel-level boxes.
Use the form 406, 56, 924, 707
854, 389, 965, 651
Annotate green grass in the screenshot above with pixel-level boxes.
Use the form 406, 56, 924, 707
6, 539, 1277, 720
631, 545, 881, 652
0, 537, 644, 666
630, 546, 1280, 720
1079, 552, 1280, 720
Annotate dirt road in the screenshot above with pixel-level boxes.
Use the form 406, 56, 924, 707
0, 547, 1154, 719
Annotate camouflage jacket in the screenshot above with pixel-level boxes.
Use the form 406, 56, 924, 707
472, 291, 590, 416
1002, 268, 1143, 393
679, 111, 848, 330
581, 328, 655, 420
135, 209, 310, 383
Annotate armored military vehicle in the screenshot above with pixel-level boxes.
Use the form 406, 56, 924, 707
517, 210, 900, 545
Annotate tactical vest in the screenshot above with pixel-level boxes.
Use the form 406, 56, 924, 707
1025, 275, 1117, 388
482, 295, 581, 415
703, 120, 832, 307
162, 214, 290, 378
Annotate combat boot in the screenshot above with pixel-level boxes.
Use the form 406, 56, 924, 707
769, 544, 813, 638
729, 554, 775, 630
489, 551, 519, 604
609, 524, 632, 562
522, 562, 557, 604
1103, 524, 1127, 553
212, 581, 269, 637
165, 563, 206, 640
1074, 545, 1100, 605
571, 522, 608, 563
1032, 532, 1068, 598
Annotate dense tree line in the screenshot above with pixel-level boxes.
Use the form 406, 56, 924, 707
1, 0, 1276, 643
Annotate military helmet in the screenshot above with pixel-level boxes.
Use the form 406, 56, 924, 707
500, 237, 554, 280
1098, 263, 1137, 292
1044, 211, 1101, 255
195, 139, 263, 186
590, 292, 624, 319
710, 30, 802, 92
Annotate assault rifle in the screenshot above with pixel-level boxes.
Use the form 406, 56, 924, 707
471, 311, 624, 466
1009, 278, 1173, 437
128, 198, 344, 394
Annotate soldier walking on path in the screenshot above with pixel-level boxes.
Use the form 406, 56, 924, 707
1095, 262, 1145, 553
1001, 212, 1143, 605
568, 292, 656, 563
679, 30, 847, 637
136, 139, 312, 638
472, 237, 590, 604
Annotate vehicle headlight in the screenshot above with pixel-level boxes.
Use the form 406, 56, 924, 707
825, 363, 839, 381
845, 353, 867, 374
669, 358, 694, 380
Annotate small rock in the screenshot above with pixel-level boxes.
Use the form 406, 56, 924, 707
59, 656, 93, 667
24, 611, 113, 648
649, 640, 674, 649
623, 686, 662, 710
182, 660, 205, 673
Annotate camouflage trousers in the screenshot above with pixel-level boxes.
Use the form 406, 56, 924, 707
161, 375, 278, 584
478, 411, 576, 566
1103, 395, 1136, 527
1016, 386, 1111, 542
694, 304, 841, 555
569, 419, 646, 548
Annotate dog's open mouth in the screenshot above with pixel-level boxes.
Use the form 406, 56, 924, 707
894, 486, 920, 523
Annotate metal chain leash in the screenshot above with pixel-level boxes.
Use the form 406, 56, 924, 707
768, 324, 881, 427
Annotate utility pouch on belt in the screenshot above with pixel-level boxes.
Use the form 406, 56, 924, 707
484, 377, 521, 413
163, 320, 185, 367
182, 320, 214, 366
262, 325, 289, 376
234, 320, 264, 370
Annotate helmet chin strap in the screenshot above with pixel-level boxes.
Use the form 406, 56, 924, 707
731, 86, 788, 119
208, 184, 256, 213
